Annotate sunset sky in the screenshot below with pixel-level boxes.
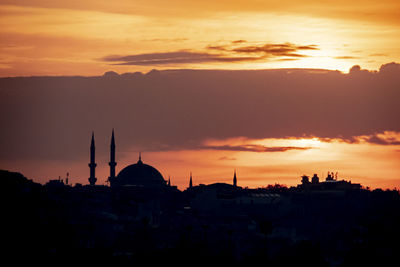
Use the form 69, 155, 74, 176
0, 1, 399, 190
1, 0, 400, 76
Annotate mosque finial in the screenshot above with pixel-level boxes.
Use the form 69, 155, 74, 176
138, 151, 143, 164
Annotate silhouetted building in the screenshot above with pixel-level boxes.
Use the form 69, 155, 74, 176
189, 172, 193, 188
3, 162, 399, 266
109, 153, 166, 188
45, 176, 65, 187
311, 173, 319, 184
301, 175, 310, 185
88, 132, 97, 186
233, 169, 237, 187
326, 172, 335, 181
297, 172, 361, 191
108, 129, 117, 182
87, 129, 166, 188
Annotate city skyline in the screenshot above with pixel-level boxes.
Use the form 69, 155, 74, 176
79, 129, 364, 190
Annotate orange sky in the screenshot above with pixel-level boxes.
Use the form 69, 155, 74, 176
0, 1, 400, 76
0, 1, 399, 190
2, 133, 399, 191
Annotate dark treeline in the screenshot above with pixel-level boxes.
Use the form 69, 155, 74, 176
2, 169, 400, 266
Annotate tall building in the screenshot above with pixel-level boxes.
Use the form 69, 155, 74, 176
88, 132, 97, 186
189, 172, 193, 188
108, 129, 117, 182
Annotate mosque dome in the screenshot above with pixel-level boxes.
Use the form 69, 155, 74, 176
113, 155, 166, 187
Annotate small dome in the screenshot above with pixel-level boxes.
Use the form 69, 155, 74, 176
113, 156, 166, 187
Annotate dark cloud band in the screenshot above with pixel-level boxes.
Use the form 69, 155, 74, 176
0, 62, 399, 161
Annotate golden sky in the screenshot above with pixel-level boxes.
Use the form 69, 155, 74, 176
3, 134, 399, 190
0, 0, 400, 76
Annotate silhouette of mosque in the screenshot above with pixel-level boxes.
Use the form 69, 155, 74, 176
3, 131, 400, 266
88, 130, 237, 189
85, 130, 365, 194
88, 130, 166, 187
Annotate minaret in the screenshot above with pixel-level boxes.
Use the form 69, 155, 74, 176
88, 132, 97, 186
108, 129, 117, 183
233, 169, 237, 187
189, 172, 193, 188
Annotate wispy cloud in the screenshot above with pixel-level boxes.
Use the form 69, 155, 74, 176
334, 56, 359, 59
355, 132, 400, 145
127, 142, 314, 153
369, 53, 387, 57
101, 42, 318, 66
101, 51, 261, 65
231, 40, 247, 44
230, 43, 318, 57
207, 42, 318, 58
318, 131, 400, 146
218, 156, 237, 161
200, 144, 313, 152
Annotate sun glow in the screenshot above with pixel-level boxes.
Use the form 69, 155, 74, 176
1, 3, 399, 76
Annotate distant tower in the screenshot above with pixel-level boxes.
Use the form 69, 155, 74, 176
88, 132, 97, 186
233, 169, 237, 187
108, 129, 117, 183
167, 176, 171, 186
189, 172, 193, 188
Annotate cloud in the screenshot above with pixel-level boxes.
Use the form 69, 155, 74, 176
206, 45, 229, 51
101, 42, 318, 66
101, 51, 262, 65
317, 131, 400, 146
231, 43, 318, 57
231, 40, 247, 44
356, 132, 400, 145
366, 135, 400, 145
200, 144, 312, 152
208, 42, 318, 58
334, 56, 359, 59
218, 156, 237, 161
379, 62, 400, 75
0, 62, 399, 161
369, 53, 387, 57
